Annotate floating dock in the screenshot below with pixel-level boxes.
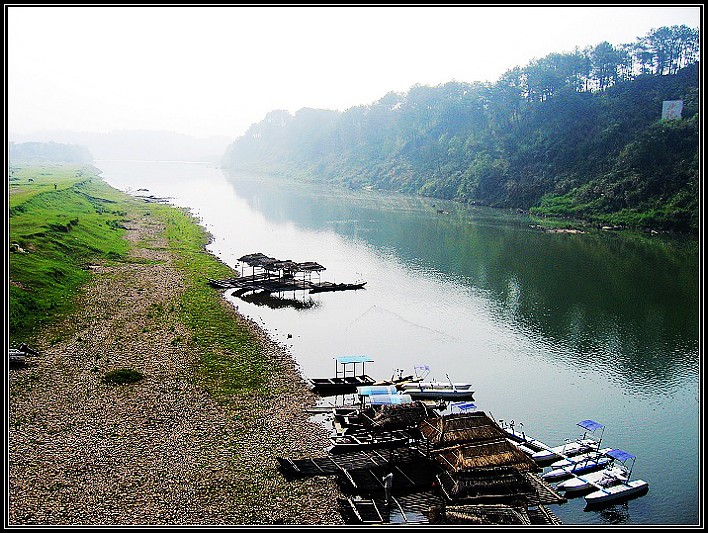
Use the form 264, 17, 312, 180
208, 252, 366, 294
277, 409, 565, 525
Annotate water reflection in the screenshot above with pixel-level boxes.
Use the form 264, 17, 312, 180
587, 502, 630, 524
221, 171, 699, 388
234, 289, 319, 311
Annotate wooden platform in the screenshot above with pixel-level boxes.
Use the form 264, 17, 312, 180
278, 409, 567, 525
208, 274, 365, 294
343, 492, 445, 524
277, 444, 429, 477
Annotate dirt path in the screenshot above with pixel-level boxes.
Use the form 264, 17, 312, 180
8, 210, 344, 525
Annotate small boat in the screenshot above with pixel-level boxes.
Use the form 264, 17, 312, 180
532, 438, 600, 463
405, 386, 475, 400
309, 375, 377, 395
308, 355, 376, 395
401, 373, 474, 400
327, 429, 411, 454
557, 465, 629, 493
374, 365, 430, 388
584, 449, 649, 507
400, 381, 473, 391
496, 419, 548, 452
309, 281, 367, 294
584, 479, 649, 506
532, 419, 606, 463
509, 439, 539, 457
550, 447, 613, 469
543, 452, 613, 481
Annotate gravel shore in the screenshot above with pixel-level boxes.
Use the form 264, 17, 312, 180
8, 210, 345, 525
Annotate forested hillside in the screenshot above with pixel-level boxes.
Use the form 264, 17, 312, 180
223, 26, 700, 234
9, 141, 93, 164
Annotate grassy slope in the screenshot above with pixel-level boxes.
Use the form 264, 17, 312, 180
8, 164, 278, 400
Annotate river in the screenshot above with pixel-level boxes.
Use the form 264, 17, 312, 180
96, 159, 700, 526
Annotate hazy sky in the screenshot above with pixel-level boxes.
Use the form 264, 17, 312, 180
6, 5, 702, 141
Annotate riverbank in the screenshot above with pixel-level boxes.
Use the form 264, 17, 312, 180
8, 166, 344, 525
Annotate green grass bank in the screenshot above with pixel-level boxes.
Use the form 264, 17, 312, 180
9, 163, 279, 401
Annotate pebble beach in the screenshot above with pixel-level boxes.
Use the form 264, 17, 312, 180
8, 209, 345, 526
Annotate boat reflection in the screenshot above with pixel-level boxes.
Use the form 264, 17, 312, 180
234, 289, 319, 310
594, 501, 630, 524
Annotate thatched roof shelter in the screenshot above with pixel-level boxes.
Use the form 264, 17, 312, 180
296, 261, 326, 272
359, 402, 440, 431
419, 411, 508, 447
427, 503, 532, 525
428, 502, 563, 526
434, 438, 539, 473
435, 467, 566, 506
237, 253, 325, 273
238, 253, 274, 267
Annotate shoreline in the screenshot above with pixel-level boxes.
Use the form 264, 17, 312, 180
8, 194, 344, 525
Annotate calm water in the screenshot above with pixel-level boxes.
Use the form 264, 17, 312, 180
97, 160, 700, 526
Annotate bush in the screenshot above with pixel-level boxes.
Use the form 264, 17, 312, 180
102, 367, 143, 384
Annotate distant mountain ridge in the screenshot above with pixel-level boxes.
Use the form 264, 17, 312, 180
9, 129, 231, 163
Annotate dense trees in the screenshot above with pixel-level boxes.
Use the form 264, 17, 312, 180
223, 26, 699, 233
9, 141, 93, 164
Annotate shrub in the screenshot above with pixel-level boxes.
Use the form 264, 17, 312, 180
102, 367, 143, 384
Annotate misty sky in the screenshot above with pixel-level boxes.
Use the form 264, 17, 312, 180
6, 5, 702, 141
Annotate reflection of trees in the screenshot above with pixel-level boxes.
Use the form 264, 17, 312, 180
221, 172, 698, 388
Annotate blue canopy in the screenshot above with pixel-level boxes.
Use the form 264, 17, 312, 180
336, 355, 374, 364
577, 419, 604, 431
452, 401, 477, 411
606, 449, 636, 462
357, 385, 397, 396
369, 394, 413, 405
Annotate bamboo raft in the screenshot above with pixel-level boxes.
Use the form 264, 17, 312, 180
208, 274, 366, 294
277, 409, 566, 525
209, 252, 366, 294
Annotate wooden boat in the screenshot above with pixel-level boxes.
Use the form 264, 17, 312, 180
327, 429, 411, 454
557, 465, 629, 493
400, 381, 473, 391
308, 355, 376, 395
309, 375, 376, 395
309, 281, 367, 294
583, 449, 649, 506
404, 386, 475, 400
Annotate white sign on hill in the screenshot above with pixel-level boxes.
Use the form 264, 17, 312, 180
662, 100, 683, 120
